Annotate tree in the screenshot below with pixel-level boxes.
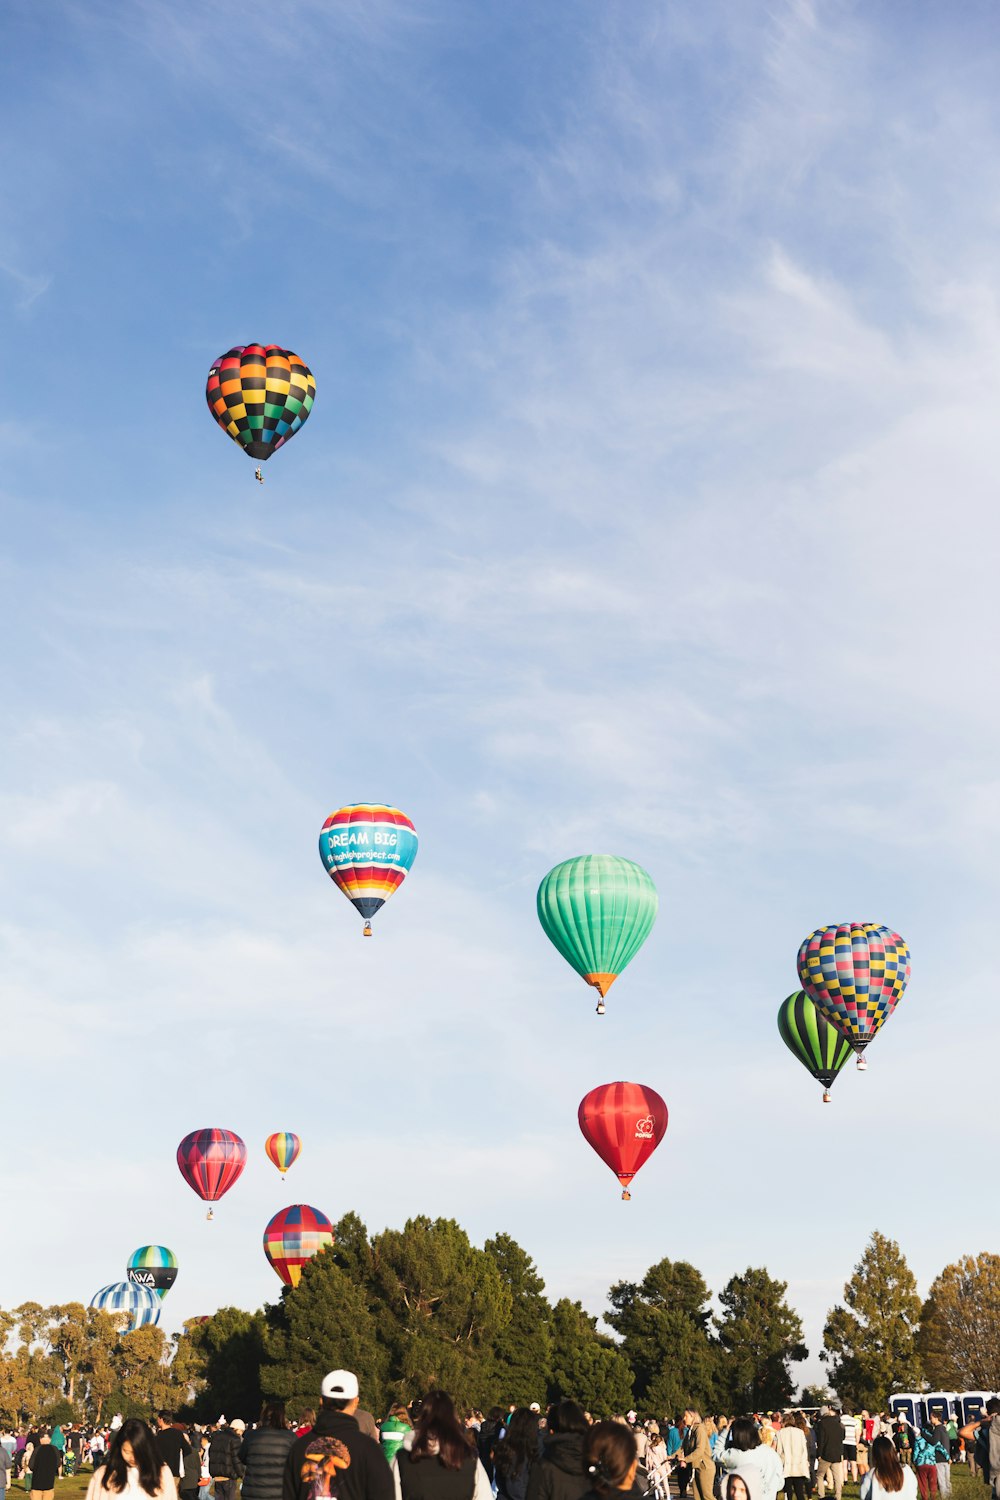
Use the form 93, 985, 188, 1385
46, 1303, 91, 1408
484, 1234, 552, 1407
715, 1268, 807, 1411
184, 1308, 267, 1422
547, 1300, 633, 1415
823, 1232, 921, 1407
263, 1250, 387, 1417
800, 1383, 833, 1407
607, 1260, 718, 1413
919, 1254, 1000, 1388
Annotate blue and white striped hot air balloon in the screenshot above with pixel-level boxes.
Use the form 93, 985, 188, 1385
90, 1280, 160, 1330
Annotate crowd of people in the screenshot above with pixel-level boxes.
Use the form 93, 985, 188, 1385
0, 1380, 997, 1500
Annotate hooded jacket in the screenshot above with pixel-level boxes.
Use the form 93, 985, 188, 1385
525, 1434, 590, 1500
240, 1426, 297, 1500
283, 1408, 394, 1500
718, 1444, 784, 1500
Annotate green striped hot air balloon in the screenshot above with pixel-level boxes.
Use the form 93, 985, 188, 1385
536, 854, 657, 1014
777, 990, 853, 1103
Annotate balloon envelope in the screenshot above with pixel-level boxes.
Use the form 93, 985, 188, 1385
206, 345, 315, 462
177, 1128, 247, 1203
126, 1245, 178, 1300
777, 991, 853, 1093
537, 855, 657, 1003
578, 1081, 668, 1198
265, 1132, 302, 1175
90, 1281, 160, 1330
263, 1203, 335, 1287
318, 804, 418, 926
797, 922, 910, 1055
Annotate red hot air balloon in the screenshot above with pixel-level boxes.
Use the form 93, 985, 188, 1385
263, 1204, 335, 1287
177, 1129, 247, 1220
578, 1082, 668, 1200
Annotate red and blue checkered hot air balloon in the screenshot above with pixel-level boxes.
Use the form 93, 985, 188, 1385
263, 1204, 335, 1287
797, 921, 910, 1070
177, 1128, 247, 1220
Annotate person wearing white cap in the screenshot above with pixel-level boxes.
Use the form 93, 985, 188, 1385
283, 1371, 393, 1500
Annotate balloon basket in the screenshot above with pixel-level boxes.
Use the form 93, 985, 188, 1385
856, 1056, 868, 1071
822, 1090, 831, 1104
363, 921, 373, 937
621, 1189, 631, 1201
254, 468, 263, 484
206, 1208, 214, 1221
595, 998, 606, 1015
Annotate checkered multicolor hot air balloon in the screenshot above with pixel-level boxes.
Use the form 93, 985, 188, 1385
126, 1244, 178, 1300
177, 1128, 247, 1219
537, 855, 657, 1013
205, 345, 315, 466
91, 1280, 160, 1330
797, 921, 910, 1068
318, 804, 418, 936
265, 1131, 302, 1176
578, 1081, 668, 1200
777, 991, 853, 1103
263, 1203, 335, 1287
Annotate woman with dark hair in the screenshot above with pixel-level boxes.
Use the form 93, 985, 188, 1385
580, 1422, 639, 1500
393, 1391, 491, 1500
239, 1403, 296, 1500
861, 1437, 916, 1500
774, 1415, 809, 1500
84, 1419, 176, 1500
526, 1402, 589, 1500
717, 1418, 784, 1500
495, 1411, 540, 1500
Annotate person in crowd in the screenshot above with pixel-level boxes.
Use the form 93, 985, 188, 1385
28, 1433, 60, 1500
912, 1425, 941, 1500
841, 1413, 859, 1485
958, 1400, 1000, 1485
774, 1412, 808, 1500
84, 1418, 176, 1500
154, 1416, 191, 1484
645, 1427, 669, 1500
677, 1411, 716, 1500
391, 1390, 491, 1500
239, 1403, 296, 1500
945, 1419, 958, 1466
526, 1401, 589, 1500
814, 1409, 844, 1500
91, 1431, 108, 1470
723, 1468, 761, 1500
207, 1420, 244, 1500
381, 1408, 413, 1469
928, 1418, 950, 1498
717, 1417, 784, 1500
284, 1371, 393, 1500
580, 1422, 640, 1500
478, 1409, 505, 1488
858, 1431, 869, 1481
0, 1436, 10, 1500
175, 1423, 201, 1500
495, 1410, 540, 1500
892, 1419, 913, 1471
294, 1414, 316, 1441
860, 1437, 917, 1500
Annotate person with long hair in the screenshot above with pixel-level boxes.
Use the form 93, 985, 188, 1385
678, 1412, 717, 1500
526, 1402, 589, 1500
84, 1419, 176, 1500
774, 1414, 809, 1500
495, 1411, 539, 1500
240, 1403, 296, 1500
393, 1391, 491, 1500
580, 1423, 639, 1500
717, 1418, 784, 1500
860, 1437, 916, 1500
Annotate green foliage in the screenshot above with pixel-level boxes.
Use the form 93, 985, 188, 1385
822, 1231, 922, 1407
185, 1307, 267, 1421
547, 1299, 633, 1415
715, 1267, 807, 1411
918, 1253, 1000, 1389
607, 1260, 718, 1414
484, 1234, 552, 1408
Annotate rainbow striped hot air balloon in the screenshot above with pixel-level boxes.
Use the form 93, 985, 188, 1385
318, 804, 418, 936
263, 1204, 335, 1288
90, 1281, 160, 1330
537, 855, 657, 1013
777, 991, 853, 1103
797, 921, 910, 1069
126, 1245, 178, 1300
265, 1132, 301, 1175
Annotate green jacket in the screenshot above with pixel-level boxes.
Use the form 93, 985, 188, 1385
380, 1417, 410, 1466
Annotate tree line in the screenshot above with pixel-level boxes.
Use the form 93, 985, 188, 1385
0, 1220, 996, 1424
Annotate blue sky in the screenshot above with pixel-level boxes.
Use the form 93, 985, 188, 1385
3, 0, 1000, 1394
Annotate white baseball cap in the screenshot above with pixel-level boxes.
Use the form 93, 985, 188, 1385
321, 1370, 360, 1400
529, 1404, 540, 1414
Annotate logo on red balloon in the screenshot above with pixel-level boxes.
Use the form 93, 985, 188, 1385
635, 1115, 655, 1139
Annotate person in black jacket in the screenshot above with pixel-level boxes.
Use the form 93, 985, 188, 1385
283, 1370, 393, 1500
814, 1412, 844, 1500
155, 1414, 192, 1482
526, 1403, 590, 1500
241, 1404, 297, 1500
208, 1421, 246, 1500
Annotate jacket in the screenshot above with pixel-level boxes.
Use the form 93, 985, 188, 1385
912, 1434, 938, 1468
283, 1409, 394, 1500
393, 1449, 491, 1500
680, 1426, 714, 1473
209, 1429, 245, 1479
814, 1418, 844, 1464
774, 1429, 809, 1481
240, 1427, 297, 1500
380, 1421, 411, 1469
718, 1445, 784, 1500
526, 1431, 588, 1500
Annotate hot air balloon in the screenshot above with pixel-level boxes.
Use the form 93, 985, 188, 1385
263, 1204, 335, 1287
265, 1132, 302, 1175
177, 1128, 247, 1219
797, 922, 910, 1070
537, 855, 657, 1013
318, 804, 418, 936
205, 345, 315, 475
578, 1081, 668, 1200
777, 991, 853, 1103
126, 1245, 178, 1300
90, 1281, 160, 1330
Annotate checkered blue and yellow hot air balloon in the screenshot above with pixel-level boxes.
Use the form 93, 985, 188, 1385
265, 1132, 301, 1176
90, 1280, 160, 1330
777, 991, 853, 1103
205, 345, 315, 480
797, 921, 910, 1070
126, 1244, 178, 1301
263, 1204, 335, 1288
537, 855, 657, 1014
318, 804, 418, 936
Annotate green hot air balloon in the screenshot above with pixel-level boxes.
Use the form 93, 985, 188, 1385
777, 990, 853, 1103
537, 854, 657, 1014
